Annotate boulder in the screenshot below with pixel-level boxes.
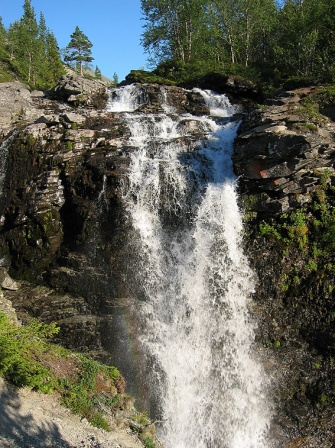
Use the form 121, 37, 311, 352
0, 82, 33, 132
0, 268, 19, 291
47, 72, 108, 108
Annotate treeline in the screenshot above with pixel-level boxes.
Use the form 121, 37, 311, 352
141, 0, 335, 85
0, 0, 64, 89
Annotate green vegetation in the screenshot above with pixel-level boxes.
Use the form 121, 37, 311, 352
64, 26, 94, 76
141, 0, 335, 89
0, 311, 126, 430
0, 1, 104, 89
0, 1, 64, 89
256, 175, 335, 298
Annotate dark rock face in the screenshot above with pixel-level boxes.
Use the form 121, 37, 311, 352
236, 87, 335, 446
0, 100, 131, 361
233, 88, 335, 215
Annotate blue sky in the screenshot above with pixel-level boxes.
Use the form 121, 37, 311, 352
1, 0, 149, 82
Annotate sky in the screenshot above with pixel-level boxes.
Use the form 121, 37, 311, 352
0, 0, 149, 82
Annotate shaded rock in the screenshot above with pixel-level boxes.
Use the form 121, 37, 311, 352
0, 293, 20, 325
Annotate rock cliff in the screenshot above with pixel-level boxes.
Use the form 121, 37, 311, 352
0, 75, 212, 397
236, 86, 335, 447
233, 86, 335, 215
0, 76, 335, 447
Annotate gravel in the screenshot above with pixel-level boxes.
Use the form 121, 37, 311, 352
0, 378, 143, 448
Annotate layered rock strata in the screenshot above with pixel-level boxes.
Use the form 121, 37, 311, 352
233, 87, 335, 215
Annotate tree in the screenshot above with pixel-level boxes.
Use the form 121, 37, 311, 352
65, 26, 94, 75
7, 21, 20, 61
141, 0, 208, 65
17, 0, 39, 83
45, 31, 65, 86
95, 65, 102, 79
113, 72, 119, 85
0, 17, 6, 58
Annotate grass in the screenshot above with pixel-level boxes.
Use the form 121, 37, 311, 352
0, 309, 159, 445
0, 311, 125, 430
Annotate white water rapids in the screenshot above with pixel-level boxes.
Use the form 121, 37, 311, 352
108, 85, 273, 448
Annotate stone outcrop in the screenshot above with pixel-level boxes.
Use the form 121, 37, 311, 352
0, 82, 37, 134
109, 82, 210, 115
233, 87, 335, 215
46, 71, 108, 108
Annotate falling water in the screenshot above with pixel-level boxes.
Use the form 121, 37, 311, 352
107, 86, 273, 448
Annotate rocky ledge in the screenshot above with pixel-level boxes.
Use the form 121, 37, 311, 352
233, 87, 335, 215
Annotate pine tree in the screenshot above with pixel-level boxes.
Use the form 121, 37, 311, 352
95, 65, 102, 79
7, 21, 20, 61
0, 17, 6, 58
36, 11, 48, 85
45, 31, 65, 86
65, 26, 94, 75
18, 0, 39, 83
113, 72, 119, 85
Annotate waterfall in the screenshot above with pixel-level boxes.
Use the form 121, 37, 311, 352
107, 86, 273, 448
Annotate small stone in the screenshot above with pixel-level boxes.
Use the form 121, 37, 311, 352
0, 268, 19, 291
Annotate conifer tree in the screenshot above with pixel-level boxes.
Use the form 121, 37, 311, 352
45, 31, 65, 86
0, 17, 6, 58
65, 26, 94, 75
18, 0, 39, 83
7, 21, 20, 61
113, 72, 119, 85
95, 65, 102, 79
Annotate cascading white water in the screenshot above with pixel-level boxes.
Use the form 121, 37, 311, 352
107, 86, 273, 448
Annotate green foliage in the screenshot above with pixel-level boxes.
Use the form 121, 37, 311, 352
0, 312, 125, 430
64, 26, 94, 76
259, 222, 282, 240
1, 0, 64, 89
0, 313, 59, 391
95, 65, 102, 80
141, 0, 335, 87
125, 69, 176, 85
256, 176, 335, 302
143, 436, 157, 448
